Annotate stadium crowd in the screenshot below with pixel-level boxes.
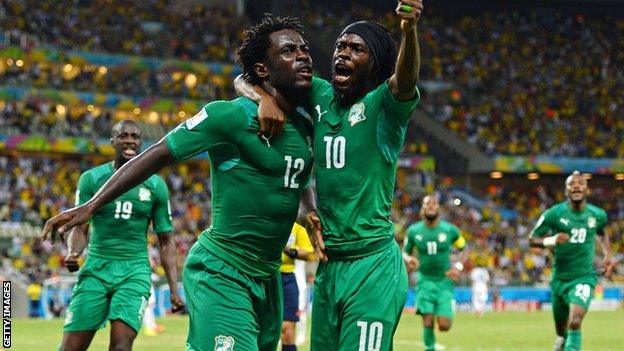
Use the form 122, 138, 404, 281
2, 2, 623, 158
0, 53, 235, 101
0, 100, 114, 139
1, 0, 247, 62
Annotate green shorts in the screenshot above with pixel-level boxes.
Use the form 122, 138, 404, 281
310, 241, 408, 351
183, 242, 282, 351
551, 274, 597, 312
63, 256, 151, 333
416, 275, 455, 319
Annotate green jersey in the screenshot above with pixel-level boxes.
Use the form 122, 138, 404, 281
165, 98, 313, 280
76, 162, 173, 260
405, 220, 463, 280
308, 77, 419, 257
530, 201, 607, 280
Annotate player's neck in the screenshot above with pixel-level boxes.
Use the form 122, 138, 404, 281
425, 218, 439, 227
261, 82, 298, 115
113, 157, 128, 170
568, 199, 586, 212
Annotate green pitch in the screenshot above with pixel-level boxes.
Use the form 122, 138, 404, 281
11, 311, 624, 350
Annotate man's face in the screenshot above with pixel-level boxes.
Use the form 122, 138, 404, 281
565, 174, 588, 203
265, 29, 313, 94
332, 33, 374, 101
111, 122, 142, 164
422, 196, 440, 220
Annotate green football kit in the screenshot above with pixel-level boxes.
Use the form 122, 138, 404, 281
530, 202, 607, 350
307, 77, 419, 351
64, 162, 173, 333
165, 98, 313, 351
405, 220, 464, 319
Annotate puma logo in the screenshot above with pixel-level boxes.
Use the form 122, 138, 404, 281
315, 105, 328, 122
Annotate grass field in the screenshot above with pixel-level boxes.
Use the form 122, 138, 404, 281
10, 311, 624, 350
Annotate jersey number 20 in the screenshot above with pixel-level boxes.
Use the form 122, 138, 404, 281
570, 228, 587, 243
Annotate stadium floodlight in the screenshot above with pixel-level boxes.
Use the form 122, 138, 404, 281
490, 171, 503, 179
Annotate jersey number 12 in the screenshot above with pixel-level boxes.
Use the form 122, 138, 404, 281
284, 156, 305, 189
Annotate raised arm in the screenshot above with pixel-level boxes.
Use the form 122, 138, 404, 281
42, 141, 175, 242
388, 0, 422, 100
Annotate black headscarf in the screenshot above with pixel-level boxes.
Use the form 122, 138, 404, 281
338, 21, 398, 86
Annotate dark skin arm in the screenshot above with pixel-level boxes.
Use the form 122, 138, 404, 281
388, 0, 422, 100
64, 224, 89, 272
156, 233, 185, 312
42, 141, 175, 242
234, 75, 287, 136
295, 187, 326, 262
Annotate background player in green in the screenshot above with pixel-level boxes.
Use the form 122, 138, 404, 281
235, 1, 423, 349
404, 195, 466, 351
59, 120, 184, 351
42, 14, 320, 351
529, 171, 616, 351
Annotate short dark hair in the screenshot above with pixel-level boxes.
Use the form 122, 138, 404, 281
236, 13, 305, 86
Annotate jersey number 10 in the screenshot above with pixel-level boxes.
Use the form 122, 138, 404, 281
357, 321, 383, 351
324, 136, 346, 169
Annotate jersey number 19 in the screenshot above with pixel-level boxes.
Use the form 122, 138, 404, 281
114, 200, 133, 219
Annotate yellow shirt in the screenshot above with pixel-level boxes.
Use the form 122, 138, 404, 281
27, 283, 42, 301
280, 223, 313, 273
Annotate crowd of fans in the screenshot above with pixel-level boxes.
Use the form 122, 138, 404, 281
0, 53, 235, 101
415, 12, 624, 157
1, 0, 247, 62
3, 2, 623, 157
1, 100, 114, 139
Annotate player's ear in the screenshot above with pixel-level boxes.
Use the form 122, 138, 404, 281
254, 62, 269, 79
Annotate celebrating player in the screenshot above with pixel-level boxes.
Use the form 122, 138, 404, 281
404, 195, 466, 351
529, 171, 616, 351
42, 14, 321, 351
59, 120, 183, 351
236, 1, 423, 349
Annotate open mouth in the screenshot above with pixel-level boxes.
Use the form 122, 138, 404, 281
333, 62, 353, 85
297, 65, 313, 78
122, 147, 137, 157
